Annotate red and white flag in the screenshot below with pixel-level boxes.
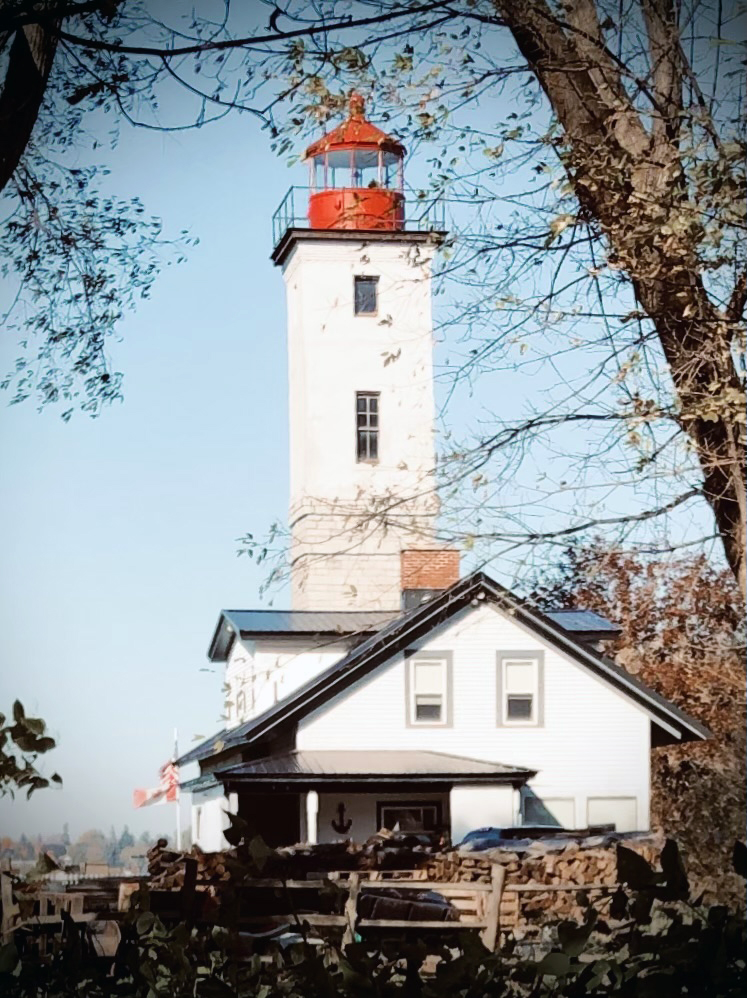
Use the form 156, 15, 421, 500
133, 759, 180, 809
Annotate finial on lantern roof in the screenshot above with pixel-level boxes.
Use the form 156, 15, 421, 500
348, 92, 366, 118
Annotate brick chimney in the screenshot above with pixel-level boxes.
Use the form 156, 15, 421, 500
401, 549, 460, 609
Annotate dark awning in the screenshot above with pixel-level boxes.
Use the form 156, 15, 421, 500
214, 750, 534, 788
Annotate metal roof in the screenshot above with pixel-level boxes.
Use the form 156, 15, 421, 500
208, 609, 397, 662
180, 772, 220, 793
215, 750, 534, 785
544, 609, 621, 635
230, 609, 396, 635
180, 571, 708, 768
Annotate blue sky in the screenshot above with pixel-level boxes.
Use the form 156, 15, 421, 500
0, 108, 295, 839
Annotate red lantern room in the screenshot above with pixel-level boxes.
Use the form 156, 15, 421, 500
304, 93, 405, 231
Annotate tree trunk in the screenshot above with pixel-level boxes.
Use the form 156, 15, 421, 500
0, 21, 58, 193
495, 0, 746, 594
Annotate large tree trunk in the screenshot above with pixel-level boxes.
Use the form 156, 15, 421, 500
495, 0, 746, 594
0, 19, 58, 192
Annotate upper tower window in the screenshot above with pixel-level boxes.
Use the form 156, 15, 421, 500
354, 276, 378, 315
356, 392, 379, 461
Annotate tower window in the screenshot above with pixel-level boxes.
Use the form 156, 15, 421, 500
356, 392, 379, 461
354, 276, 378, 315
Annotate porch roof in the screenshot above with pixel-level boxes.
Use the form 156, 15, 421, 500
214, 750, 535, 787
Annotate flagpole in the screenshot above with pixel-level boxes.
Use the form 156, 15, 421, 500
174, 727, 181, 851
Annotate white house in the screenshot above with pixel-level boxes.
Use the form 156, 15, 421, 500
178, 96, 708, 852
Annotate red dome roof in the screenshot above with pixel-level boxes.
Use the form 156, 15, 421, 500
304, 93, 405, 159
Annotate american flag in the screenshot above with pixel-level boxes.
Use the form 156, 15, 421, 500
133, 758, 180, 809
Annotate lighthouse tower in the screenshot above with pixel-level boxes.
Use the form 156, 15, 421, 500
272, 95, 450, 612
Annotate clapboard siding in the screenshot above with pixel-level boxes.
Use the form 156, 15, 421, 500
225, 637, 347, 726
297, 603, 651, 828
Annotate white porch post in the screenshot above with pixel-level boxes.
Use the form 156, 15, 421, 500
306, 790, 319, 845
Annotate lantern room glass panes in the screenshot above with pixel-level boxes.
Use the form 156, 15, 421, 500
308, 148, 403, 191
356, 392, 379, 461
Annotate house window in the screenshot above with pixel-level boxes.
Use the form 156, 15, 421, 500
497, 651, 543, 726
406, 654, 451, 726
377, 801, 443, 832
587, 797, 638, 832
354, 275, 378, 314
356, 392, 379, 461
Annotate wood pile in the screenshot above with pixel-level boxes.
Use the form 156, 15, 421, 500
144, 830, 443, 891
142, 831, 663, 934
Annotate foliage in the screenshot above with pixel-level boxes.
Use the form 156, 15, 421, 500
1, 3, 191, 419
0, 700, 61, 798
1, 830, 745, 996
1, 159, 181, 419
532, 542, 746, 902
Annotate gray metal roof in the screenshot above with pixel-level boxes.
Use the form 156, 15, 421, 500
229, 609, 396, 635
208, 609, 397, 662
215, 750, 534, 784
543, 610, 621, 635
207, 607, 620, 662
180, 571, 708, 768
180, 772, 220, 793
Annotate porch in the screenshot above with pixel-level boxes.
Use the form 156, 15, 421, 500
215, 750, 534, 847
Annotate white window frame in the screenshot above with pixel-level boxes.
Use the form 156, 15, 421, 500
378, 801, 443, 832
501, 655, 540, 726
407, 654, 450, 727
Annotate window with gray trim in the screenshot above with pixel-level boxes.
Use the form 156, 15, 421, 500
405, 652, 452, 726
497, 651, 544, 726
354, 275, 378, 314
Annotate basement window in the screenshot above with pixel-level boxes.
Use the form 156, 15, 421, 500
354, 275, 378, 314
407, 654, 451, 726
356, 392, 379, 461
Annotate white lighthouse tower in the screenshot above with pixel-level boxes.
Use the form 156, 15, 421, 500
272, 95, 451, 612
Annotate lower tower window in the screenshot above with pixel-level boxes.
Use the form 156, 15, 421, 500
356, 392, 379, 461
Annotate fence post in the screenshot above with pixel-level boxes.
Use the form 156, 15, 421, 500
481, 863, 505, 952
1, 872, 18, 943
342, 872, 361, 948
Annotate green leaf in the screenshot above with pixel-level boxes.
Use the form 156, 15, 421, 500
617, 845, 655, 888
23, 717, 45, 736
248, 835, 273, 872
136, 911, 156, 935
0, 941, 19, 974
557, 912, 596, 956
660, 838, 689, 897
222, 810, 252, 846
537, 951, 571, 976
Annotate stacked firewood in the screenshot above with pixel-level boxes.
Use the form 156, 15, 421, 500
147, 840, 238, 890
501, 838, 661, 888
145, 830, 444, 891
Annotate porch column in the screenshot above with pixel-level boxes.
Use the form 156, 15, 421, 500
305, 790, 319, 845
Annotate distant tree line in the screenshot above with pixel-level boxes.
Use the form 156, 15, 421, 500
0, 824, 162, 872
